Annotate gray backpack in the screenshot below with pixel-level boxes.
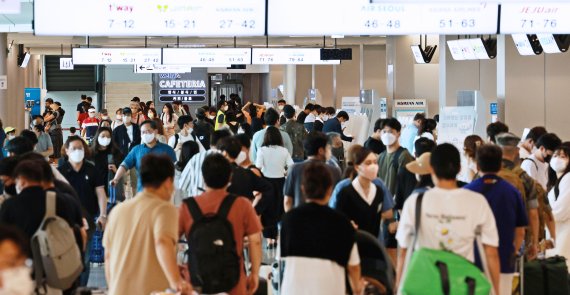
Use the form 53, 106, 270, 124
31, 191, 83, 291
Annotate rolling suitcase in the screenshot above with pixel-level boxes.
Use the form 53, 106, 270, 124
523, 256, 568, 295
89, 186, 117, 264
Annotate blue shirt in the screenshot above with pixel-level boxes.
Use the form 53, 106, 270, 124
399, 124, 418, 153
465, 174, 528, 273
120, 142, 177, 192
329, 178, 395, 212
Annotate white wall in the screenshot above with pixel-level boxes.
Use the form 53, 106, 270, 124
45, 91, 98, 131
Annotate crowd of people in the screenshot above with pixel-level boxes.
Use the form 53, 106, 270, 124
0, 93, 569, 295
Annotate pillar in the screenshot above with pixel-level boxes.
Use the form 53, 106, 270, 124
283, 64, 296, 105
0, 34, 8, 128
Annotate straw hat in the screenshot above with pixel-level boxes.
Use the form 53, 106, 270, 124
406, 152, 432, 175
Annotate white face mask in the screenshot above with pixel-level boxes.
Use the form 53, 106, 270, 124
68, 149, 85, 163
142, 133, 156, 144
148, 113, 155, 119
381, 133, 397, 146
236, 151, 247, 165
237, 128, 245, 134
359, 164, 379, 181
88, 112, 96, 118
209, 115, 216, 120
278, 105, 284, 111
8, 134, 15, 140
101, 116, 109, 120
116, 115, 122, 120
222, 106, 229, 112
98, 136, 111, 147
550, 157, 569, 173
0, 266, 34, 295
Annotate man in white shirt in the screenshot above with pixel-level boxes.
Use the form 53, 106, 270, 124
396, 143, 500, 294
519, 126, 547, 160
168, 115, 205, 159
521, 133, 561, 190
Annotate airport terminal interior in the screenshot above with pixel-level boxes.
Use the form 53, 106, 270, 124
1, 0, 570, 295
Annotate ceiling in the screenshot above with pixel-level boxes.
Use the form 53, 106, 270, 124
1, 1, 385, 55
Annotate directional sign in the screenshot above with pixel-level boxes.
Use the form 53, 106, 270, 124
134, 64, 192, 73
60, 58, 74, 70
163, 48, 251, 65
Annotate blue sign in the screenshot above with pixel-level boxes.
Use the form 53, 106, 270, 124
490, 103, 498, 115
24, 88, 42, 117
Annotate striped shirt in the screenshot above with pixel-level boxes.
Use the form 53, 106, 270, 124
177, 150, 220, 198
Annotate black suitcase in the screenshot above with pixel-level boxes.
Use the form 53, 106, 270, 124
523, 256, 568, 295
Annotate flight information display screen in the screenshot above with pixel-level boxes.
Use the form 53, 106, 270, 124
34, 0, 266, 36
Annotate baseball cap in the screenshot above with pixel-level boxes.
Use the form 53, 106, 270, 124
406, 152, 432, 175
495, 132, 521, 148
4, 126, 15, 134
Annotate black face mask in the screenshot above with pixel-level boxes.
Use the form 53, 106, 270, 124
544, 154, 553, 164
3, 184, 16, 196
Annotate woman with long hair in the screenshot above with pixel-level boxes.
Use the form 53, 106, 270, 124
546, 146, 570, 268
334, 147, 394, 237
147, 107, 159, 120
173, 141, 200, 206
160, 103, 178, 139
255, 126, 293, 246
461, 134, 484, 182
152, 118, 168, 144
90, 127, 124, 202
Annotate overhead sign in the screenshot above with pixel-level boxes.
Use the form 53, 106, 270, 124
134, 64, 192, 73
163, 48, 251, 65
394, 99, 427, 109
60, 58, 74, 70
72, 48, 162, 65
268, 1, 498, 35
34, 0, 265, 37
500, 2, 570, 34
0, 0, 20, 14
251, 48, 340, 65
155, 72, 207, 103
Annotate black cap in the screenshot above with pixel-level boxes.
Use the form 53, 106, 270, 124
195, 108, 206, 119
122, 107, 132, 114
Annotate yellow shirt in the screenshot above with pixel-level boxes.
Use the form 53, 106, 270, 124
103, 191, 178, 295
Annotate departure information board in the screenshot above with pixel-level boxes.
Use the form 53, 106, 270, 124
251, 48, 340, 65
34, 0, 266, 36
500, 2, 570, 34
163, 48, 252, 65
268, 0, 498, 35
72, 48, 162, 65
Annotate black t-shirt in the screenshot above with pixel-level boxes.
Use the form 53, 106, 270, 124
336, 184, 384, 237
90, 149, 122, 194
0, 186, 83, 250
363, 137, 386, 155
284, 159, 341, 208
296, 112, 308, 125
281, 202, 356, 267
58, 160, 104, 218
228, 163, 273, 201
76, 101, 87, 113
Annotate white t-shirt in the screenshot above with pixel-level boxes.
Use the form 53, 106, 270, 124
167, 130, 205, 159
281, 244, 360, 295
125, 124, 134, 145
396, 187, 499, 262
255, 145, 294, 178
521, 154, 549, 190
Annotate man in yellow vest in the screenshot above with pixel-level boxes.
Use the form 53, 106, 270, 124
215, 100, 229, 131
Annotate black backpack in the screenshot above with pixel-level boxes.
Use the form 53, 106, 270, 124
184, 195, 240, 293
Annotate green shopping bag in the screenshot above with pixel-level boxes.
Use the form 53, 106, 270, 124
401, 248, 491, 295
400, 193, 493, 295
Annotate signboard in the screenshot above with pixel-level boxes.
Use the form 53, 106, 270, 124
500, 2, 570, 34
268, 0, 498, 36
34, 0, 266, 37
154, 70, 208, 104
73, 48, 162, 65
341, 97, 361, 114
490, 102, 498, 115
163, 48, 251, 65
437, 106, 476, 151
134, 64, 192, 73
0, 75, 7, 90
251, 48, 340, 65
60, 58, 74, 70
394, 99, 427, 109
24, 88, 42, 117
